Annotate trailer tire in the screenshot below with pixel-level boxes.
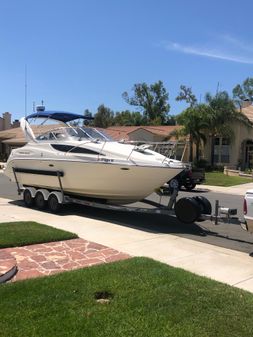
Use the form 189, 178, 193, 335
48, 194, 61, 213
35, 192, 47, 210
193, 196, 212, 215
174, 197, 201, 224
23, 189, 34, 207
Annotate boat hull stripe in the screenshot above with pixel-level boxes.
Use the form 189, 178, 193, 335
14, 168, 64, 177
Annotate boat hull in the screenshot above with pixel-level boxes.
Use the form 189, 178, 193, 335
4, 158, 183, 204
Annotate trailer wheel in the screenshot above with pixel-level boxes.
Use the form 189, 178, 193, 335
23, 189, 34, 207
193, 196, 212, 215
174, 197, 201, 224
48, 194, 61, 213
35, 192, 47, 210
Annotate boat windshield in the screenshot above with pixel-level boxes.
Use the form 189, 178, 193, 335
36, 127, 113, 141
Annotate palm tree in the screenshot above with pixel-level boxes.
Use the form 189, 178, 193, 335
171, 104, 209, 162
205, 91, 252, 166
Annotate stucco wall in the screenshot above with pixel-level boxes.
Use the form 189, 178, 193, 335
203, 121, 253, 167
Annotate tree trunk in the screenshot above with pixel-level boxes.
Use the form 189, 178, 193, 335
210, 136, 215, 167
196, 141, 200, 162
189, 135, 193, 162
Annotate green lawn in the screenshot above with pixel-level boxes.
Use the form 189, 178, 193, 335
204, 171, 253, 187
0, 221, 78, 248
1, 257, 253, 337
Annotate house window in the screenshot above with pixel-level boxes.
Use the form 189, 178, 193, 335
213, 137, 230, 164
214, 138, 220, 145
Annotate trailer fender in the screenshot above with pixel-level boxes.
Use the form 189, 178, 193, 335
24, 187, 37, 198
35, 189, 50, 201
48, 191, 64, 204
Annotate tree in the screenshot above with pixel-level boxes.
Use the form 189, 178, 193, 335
176, 85, 197, 107
113, 110, 144, 126
83, 108, 93, 126
114, 110, 132, 125
93, 104, 114, 128
166, 115, 176, 126
84, 109, 92, 118
174, 104, 209, 162
132, 111, 144, 125
174, 85, 205, 161
233, 77, 253, 109
205, 91, 252, 165
122, 81, 170, 124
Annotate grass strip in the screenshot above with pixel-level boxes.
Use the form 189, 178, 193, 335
204, 171, 252, 187
0, 221, 78, 248
1, 257, 253, 337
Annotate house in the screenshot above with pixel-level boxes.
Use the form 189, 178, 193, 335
202, 101, 253, 169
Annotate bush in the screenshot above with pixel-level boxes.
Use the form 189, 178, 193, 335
193, 159, 209, 169
213, 165, 224, 172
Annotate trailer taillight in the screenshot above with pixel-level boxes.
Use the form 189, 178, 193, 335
244, 198, 247, 215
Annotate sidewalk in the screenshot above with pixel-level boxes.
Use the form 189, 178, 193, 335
196, 182, 253, 196
1, 197, 253, 292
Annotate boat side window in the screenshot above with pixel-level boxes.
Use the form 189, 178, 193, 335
53, 132, 67, 139
66, 127, 90, 139
36, 132, 56, 140
36, 133, 50, 141
81, 127, 113, 141
51, 144, 104, 155
49, 132, 57, 140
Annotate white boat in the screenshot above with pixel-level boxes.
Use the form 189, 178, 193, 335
4, 108, 185, 204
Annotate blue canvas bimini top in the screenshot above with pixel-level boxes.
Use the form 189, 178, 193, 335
26, 111, 93, 123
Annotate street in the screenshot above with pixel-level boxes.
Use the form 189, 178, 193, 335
1, 172, 253, 254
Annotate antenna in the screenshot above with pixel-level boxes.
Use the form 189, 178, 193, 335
24, 64, 27, 117
216, 81, 220, 95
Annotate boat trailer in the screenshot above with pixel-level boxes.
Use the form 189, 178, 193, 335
12, 168, 237, 225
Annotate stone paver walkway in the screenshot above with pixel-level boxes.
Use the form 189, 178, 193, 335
0, 238, 131, 282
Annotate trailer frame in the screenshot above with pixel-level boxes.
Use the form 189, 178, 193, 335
12, 167, 237, 225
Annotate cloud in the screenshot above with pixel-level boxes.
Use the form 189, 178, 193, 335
220, 34, 253, 53
163, 38, 253, 64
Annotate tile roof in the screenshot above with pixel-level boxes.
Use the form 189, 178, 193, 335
105, 125, 180, 141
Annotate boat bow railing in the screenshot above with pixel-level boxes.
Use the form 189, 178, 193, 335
123, 140, 188, 162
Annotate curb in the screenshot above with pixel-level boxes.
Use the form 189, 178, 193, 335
0, 265, 18, 283
0, 251, 18, 283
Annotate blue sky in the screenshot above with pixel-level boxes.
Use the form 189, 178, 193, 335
0, 0, 253, 120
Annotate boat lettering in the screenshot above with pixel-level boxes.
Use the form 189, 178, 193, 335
99, 158, 114, 163
18, 151, 31, 155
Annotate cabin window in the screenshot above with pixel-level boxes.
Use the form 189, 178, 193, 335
51, 144, 104, 155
